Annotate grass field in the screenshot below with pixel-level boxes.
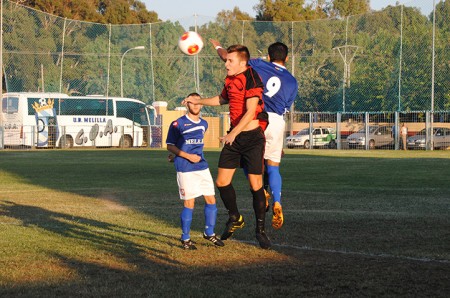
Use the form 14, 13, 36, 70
1, 149, 449, 297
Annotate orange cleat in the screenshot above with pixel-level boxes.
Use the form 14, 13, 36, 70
272, 202, 284, 230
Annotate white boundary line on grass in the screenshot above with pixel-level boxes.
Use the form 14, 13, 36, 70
1, 222, 448, 265
236, 239, 450, 265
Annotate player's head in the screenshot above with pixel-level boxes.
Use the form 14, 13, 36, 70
268, 42, 288, 63
186, 92, 202, 116
225, 44, 250, 76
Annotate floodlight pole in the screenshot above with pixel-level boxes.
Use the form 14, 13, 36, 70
333, 45, 360, 112
430, 0, 436, 150
194, 14, 200, 94
120, 46, 145, 97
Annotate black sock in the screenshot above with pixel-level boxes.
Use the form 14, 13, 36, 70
263, 167, 269, 191
218, 184, 239, 220
251, 187, 266, 230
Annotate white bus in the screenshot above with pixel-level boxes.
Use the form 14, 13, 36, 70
1, 92, 155, 148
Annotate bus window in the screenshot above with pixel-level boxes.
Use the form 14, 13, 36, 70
2, 97, 19, 114
147, 106, 156, 125
28, 97, 60, 115
116, 100, 148, 125
107, 100, 113, 116
60, 98, 108, 116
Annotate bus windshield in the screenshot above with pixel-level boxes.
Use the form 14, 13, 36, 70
2, 97, 19, 114
116, 100, 149, 125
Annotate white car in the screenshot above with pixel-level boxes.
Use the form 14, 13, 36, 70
407, 127, 450, 150
286, 127, 337, 149
347, 125, 394, 149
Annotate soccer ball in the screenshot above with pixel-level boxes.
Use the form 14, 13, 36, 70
178, 31, 204, 56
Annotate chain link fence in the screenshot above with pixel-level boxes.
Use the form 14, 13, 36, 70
1, 0, 449, 150
286, 111, 450, 150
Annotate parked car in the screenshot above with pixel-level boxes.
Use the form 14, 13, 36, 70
286, 127, 337, 149
347, 125, 393, 149
406, 127, 450, 150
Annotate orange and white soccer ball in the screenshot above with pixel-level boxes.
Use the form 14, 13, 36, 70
178, 31, 204, 56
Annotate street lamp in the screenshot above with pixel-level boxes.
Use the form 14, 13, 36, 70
120, 46, 145, 97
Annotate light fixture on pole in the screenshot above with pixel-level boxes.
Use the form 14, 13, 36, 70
120, 46, 145, 97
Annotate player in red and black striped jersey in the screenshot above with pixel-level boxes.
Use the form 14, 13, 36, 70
212, 40, 299, 231
183, 44, 271, 249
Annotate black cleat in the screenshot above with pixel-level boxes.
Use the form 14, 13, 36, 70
203, 233, 225, 247
256, 231, 272, 249
181, 239, 197, 250
221, 215, 245, 240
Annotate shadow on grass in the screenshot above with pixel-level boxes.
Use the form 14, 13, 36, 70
1, 150, 450, 296
0, 200, 180, 265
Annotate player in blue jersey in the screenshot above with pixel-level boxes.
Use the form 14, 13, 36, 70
211, 40, 299, 230
166, 93, 224, 250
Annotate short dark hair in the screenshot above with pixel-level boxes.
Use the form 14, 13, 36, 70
187, 92, 200, 97
268, 42, 288, 62
227, 44, 250, 63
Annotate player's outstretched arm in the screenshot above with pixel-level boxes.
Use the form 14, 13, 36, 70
182, 95, 222, 107
210, 39, 227, 62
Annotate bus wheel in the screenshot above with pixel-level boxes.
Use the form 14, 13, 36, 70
120, 135, 133, 148
59, 135, 74, 149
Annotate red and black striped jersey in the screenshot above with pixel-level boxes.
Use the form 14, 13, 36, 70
220, 66, 264, 129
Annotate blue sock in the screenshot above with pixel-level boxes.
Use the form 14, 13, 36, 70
180, 207, 194, 241
204, 203, 217, 236
267, 165, 282, 204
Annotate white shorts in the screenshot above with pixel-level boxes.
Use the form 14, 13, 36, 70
264, 112, 286, 163
176, 168, 215, 200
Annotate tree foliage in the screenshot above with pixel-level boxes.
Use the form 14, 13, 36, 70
331, 0, 370, 17
19, 0, 159, 24
216, 7, 253, 24
256, 0, 309, 21
2, 0, 449, 112
254, 0, 370, 21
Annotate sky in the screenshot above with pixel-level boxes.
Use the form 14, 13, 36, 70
141, 0, 434, 22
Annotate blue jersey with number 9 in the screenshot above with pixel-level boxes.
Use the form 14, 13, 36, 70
248, 58, 298, 116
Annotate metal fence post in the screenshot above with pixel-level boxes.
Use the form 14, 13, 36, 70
121, 126, 124, 149
0, 126, 3, 149
426, 111, 431, 150
365, 112, 369, 150
31, 126, 35, 149
336, 112, 341, 150
308, 112, 313, 150
395, 111, 399, 150
147, 125, 151, 148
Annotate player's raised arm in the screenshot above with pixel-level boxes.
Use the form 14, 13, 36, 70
210, 39, 227, 62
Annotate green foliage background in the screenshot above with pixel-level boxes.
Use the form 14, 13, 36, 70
2, 0, 449, 113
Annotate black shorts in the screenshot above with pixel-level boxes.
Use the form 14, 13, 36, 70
218, 127, 265, 174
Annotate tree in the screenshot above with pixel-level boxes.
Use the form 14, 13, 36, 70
19, 0, 159, 24
255, 0, 311, 21
331, 0, 370, 17
433, 0, 450, 109
216, 7, 253, 24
